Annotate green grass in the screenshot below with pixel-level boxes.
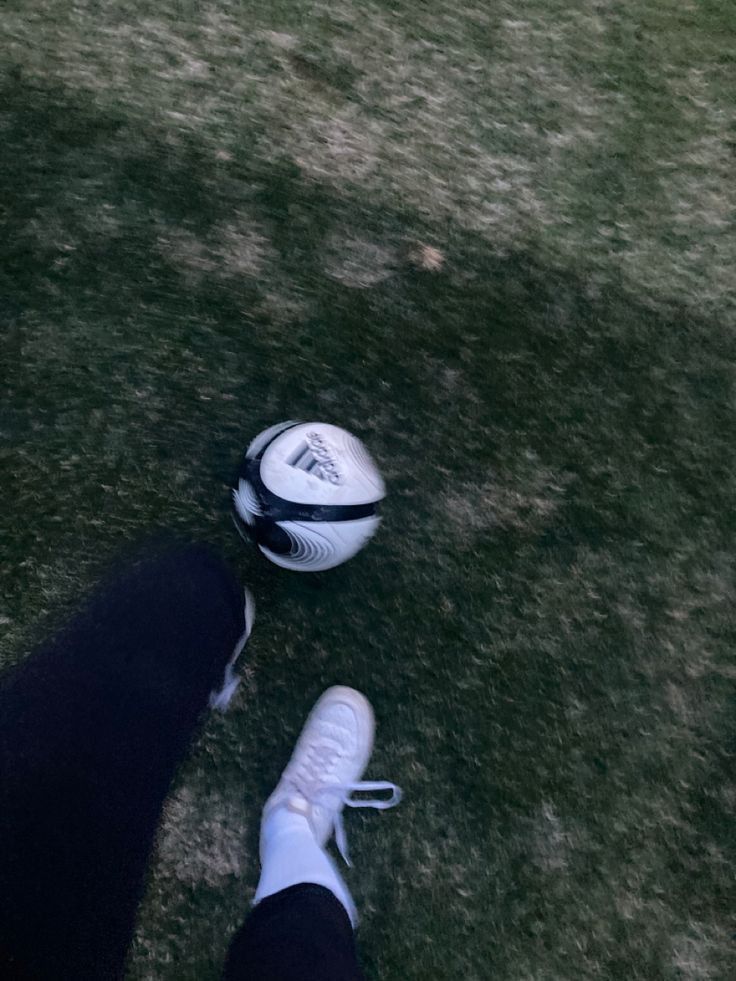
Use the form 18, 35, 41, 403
2, 1, 736, 978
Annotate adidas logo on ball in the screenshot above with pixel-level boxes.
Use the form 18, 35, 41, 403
232, 421, 385, 572
287, 431, 343, 485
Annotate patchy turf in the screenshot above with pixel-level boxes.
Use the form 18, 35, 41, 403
2, 1, 736, 979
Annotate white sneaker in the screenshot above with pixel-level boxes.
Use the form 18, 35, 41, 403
262, 686, 402, 866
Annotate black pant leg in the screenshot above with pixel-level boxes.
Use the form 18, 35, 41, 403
223, 884, 365, 981
0, 542, 245, 981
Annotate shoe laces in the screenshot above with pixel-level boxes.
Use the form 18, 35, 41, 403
293, 743, 402, 866
319, 780, 402, 867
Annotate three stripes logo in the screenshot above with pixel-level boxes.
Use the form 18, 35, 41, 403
286, 431, 343, 485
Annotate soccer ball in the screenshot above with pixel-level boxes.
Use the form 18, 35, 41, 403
232, 421, 385, 571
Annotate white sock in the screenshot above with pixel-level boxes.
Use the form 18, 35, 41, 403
254, 808, 357, 927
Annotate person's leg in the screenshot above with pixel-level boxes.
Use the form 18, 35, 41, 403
0, 542, 251, 981
223, 687, 401, 981
223, 884, 363, 981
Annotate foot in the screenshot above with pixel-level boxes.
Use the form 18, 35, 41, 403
262, 686, 401, 865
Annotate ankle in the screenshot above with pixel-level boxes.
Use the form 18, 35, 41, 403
261, 805, 313, 847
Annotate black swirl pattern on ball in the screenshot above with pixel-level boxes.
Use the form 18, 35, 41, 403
282, 526, 337, 569
232, 479, 263, 525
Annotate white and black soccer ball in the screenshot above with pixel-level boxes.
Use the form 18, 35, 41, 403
232, 421, 385, 572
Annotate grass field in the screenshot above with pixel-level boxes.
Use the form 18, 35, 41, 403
2, 1, 736, 978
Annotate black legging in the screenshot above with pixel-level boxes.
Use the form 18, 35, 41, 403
0, 543, 362, 980
225, 885, 363, 981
